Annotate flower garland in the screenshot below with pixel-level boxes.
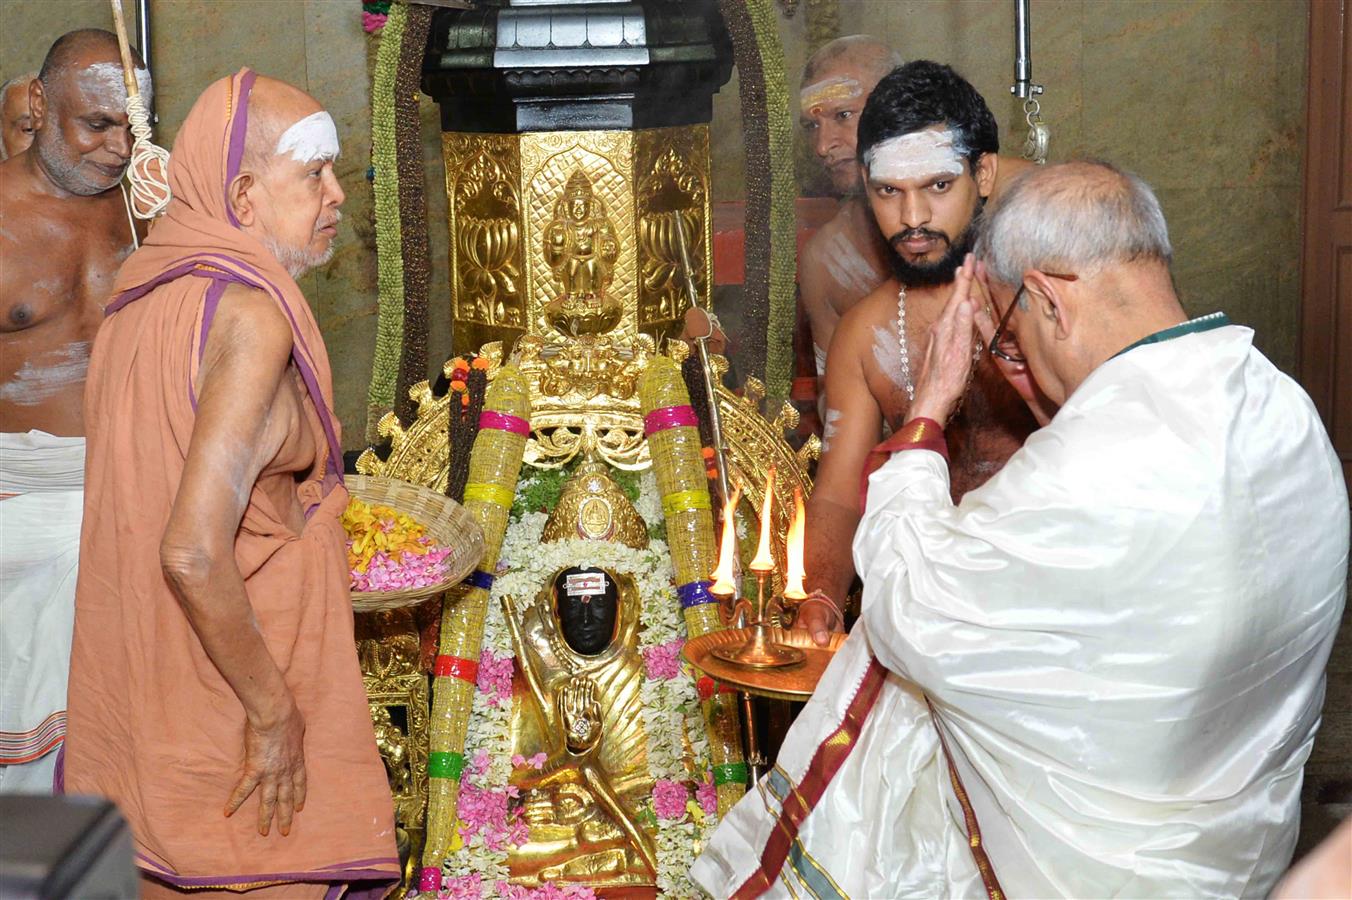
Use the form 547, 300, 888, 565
361, 0, 390, 34
436, 467, 718, 898
364, 0, 406, 440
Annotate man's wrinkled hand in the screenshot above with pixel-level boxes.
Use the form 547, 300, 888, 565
224, 699, 307, 837
908, 254, 980, 426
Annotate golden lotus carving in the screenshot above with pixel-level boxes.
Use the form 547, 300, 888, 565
445, 133, 527, 354
635, 128, 711, 335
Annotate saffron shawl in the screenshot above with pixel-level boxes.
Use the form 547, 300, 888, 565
66, 69, 398, 896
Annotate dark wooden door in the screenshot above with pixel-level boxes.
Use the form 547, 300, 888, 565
1300, 0, 1352, 496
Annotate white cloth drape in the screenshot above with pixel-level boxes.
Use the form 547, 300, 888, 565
693, 324, 1348, 899
0, 430, 85, 793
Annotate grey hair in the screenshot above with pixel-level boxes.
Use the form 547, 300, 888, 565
803, 35, 904, 86
975, 159, 1172, 288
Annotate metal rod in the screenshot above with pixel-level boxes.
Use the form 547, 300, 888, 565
1011, 0, 1041, 99
673, 212, 733, 510
135, 0, 154, 117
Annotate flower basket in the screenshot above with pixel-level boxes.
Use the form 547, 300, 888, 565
347, 474, 485, 613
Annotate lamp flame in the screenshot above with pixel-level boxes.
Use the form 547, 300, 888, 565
750, 467, 777, 573
710, 482, 741, 596
784, 486, 806, 600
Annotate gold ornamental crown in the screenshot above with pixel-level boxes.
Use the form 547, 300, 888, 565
542, 458, 648, 549
564, 168, 594, 202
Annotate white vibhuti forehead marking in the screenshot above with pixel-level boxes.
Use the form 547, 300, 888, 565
82, 62, 153, 105
276, 111, 339, 163
864, 128, 965, 183
799, 76, 863, 115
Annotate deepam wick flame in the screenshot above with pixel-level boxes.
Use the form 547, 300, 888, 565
750, 467, 777, 573
784, 486, 807, 600
710, 482, 741, 596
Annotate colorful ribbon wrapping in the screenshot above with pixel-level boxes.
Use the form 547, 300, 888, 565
420, 367, 530, 891
639, 356, 747, 813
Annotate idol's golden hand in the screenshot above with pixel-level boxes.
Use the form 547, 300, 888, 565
560, 675, 602, 754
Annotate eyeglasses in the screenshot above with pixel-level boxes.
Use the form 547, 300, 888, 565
988, 271, 1079, 363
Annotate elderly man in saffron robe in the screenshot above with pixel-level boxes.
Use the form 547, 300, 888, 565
65, 69, 399, 898
693, 161, 1348, 898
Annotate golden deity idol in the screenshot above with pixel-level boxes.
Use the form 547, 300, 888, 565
544, 170, 622, 336
501, 463, 656, 887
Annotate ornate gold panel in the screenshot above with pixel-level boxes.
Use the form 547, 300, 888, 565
521, 131, 638, 338
480, 334, 653, 471
635, 126, 712, 342
356, 611, 431, 872
444, 127, 711, 352
444, 133, 527, 356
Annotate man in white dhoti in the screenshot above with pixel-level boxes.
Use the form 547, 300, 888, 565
692, 161, 1349, 899
0, 31, 149, 793
0, 433, 84, 792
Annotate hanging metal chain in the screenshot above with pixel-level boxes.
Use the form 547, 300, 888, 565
1021, 96, 1050, 165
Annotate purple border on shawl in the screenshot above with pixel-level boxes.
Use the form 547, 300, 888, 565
136, 853, 400, 891
188, 278, 230, 413
106, 254, 346, 485
224, 69, 257, 228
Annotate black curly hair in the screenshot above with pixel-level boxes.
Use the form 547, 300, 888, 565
856, 60, 998, 173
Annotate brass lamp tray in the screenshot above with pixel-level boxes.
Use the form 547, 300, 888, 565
683, 627, 846, 701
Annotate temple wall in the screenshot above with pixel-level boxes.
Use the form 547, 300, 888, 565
713, 0, 1309, 377
3, 0, 1310, 443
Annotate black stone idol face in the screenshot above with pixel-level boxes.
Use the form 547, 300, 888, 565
553, 566, 620, 656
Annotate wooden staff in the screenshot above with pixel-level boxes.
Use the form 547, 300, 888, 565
108, 0, 171, 218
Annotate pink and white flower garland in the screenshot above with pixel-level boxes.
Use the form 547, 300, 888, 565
428, 469, 718, 898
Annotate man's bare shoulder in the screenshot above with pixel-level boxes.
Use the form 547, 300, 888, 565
0, 157, 36, 221
801, 202, 853, 263
835, 277, 899, 339
211, 284, 293, 360
992, 155, 1035, 199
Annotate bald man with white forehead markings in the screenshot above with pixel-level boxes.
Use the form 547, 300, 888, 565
65, 70, 397, 898
0, 29, 148, 796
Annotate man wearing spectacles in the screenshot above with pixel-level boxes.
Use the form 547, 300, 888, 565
694, 159, 1348, 899
797, 61, 1038, 645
